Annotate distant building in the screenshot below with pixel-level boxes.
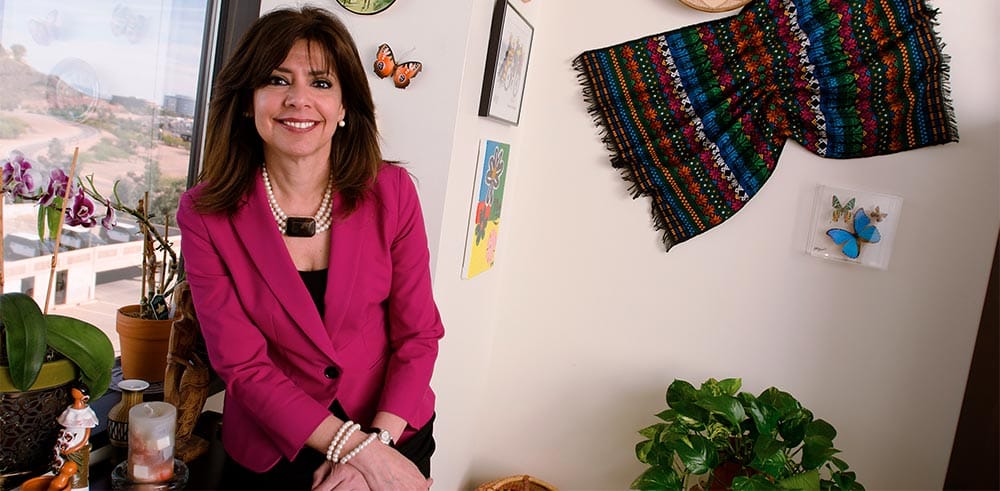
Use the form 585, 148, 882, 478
162, 94, 195, 117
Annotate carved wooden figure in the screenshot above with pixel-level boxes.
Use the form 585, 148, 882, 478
163, 281, 211, 462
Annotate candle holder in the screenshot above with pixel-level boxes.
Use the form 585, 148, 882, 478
110, 458, 189, 490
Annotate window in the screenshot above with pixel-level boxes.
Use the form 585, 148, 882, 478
0, 0, 258, 353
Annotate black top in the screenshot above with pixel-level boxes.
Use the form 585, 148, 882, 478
299, 268, 327, 316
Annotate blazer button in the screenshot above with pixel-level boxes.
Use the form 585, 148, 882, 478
324, 366, 341, 379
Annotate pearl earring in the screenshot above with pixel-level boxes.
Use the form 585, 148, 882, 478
338, 120, 346, 128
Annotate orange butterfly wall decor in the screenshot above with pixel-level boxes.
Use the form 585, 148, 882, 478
373, 43, 422, 89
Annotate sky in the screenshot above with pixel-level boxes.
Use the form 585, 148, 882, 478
0, 0, 208, 103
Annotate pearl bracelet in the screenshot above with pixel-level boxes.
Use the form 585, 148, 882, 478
339, 432, 378, 465
325, 421, 358, 462
331, 423, 361, 463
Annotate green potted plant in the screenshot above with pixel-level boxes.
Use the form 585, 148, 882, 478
632, 377, 864, 491
0, 291, 114, 480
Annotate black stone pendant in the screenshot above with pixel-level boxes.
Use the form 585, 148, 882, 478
285, 217, 317, 237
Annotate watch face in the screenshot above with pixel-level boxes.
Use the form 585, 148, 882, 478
377, 429, 392, 444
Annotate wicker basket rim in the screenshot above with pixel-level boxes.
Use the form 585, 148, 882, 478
477, 474, 558, 490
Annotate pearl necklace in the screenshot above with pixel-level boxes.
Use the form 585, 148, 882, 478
261, 164, 334, 237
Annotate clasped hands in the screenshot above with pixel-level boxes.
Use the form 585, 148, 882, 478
311, 442, 432, 491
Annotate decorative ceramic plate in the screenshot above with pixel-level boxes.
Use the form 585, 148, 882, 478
678, 0, 752, 12
336, 0, 396, 15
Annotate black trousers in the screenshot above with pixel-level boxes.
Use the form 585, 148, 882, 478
219, 402, 435, 490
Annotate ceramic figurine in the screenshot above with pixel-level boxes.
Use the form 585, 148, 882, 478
50, 384, 98, 490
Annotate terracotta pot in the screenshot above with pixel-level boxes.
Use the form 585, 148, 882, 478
0, 360, 76, 489
116, 305, 173, 383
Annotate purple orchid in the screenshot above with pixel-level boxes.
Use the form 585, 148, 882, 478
101, 198, 118, 230
64, 184, 98, 227
2, 151, 37, 199
39, 168, 72, 206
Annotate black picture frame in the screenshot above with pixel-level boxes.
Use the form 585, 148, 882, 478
478, 0, 533, 126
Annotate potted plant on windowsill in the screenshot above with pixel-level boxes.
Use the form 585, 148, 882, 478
0, 292, 114, 485
632, 377, 865, 491
2, 149, 182, 382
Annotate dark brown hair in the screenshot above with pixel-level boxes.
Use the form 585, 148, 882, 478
193, 7, 381, 216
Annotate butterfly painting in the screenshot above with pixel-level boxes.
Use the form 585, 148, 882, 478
826, 208, 881, 259
373, 44, 422, 89
831, 195, 855, 223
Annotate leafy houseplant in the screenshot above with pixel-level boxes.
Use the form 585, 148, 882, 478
0, 292, 115, 477
632, 378, 864, 491
0, 292, 114, 398
1, 150, 181, 318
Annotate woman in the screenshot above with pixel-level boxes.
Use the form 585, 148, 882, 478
175, 7, 443, 490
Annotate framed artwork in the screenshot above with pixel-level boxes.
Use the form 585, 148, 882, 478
478, 0, 533, 125
806, 184, 903, 270
462, 140, 511, 279
335, 0, 396, 15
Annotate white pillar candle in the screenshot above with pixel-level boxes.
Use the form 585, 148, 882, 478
127, 401, 176, 483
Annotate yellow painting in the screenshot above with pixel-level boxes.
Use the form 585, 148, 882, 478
462, 140, 509, 279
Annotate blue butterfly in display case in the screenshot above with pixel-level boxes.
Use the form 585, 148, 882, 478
826, 207, 881, 259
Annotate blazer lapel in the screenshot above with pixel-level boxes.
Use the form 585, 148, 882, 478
322, 193, 365, 347
233, 170, 337, 362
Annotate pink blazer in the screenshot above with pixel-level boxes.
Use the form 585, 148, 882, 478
175, 163, 444, 472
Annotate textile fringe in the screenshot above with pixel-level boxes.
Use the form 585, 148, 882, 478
572, 55, 678, 252
924, 4, 960, 142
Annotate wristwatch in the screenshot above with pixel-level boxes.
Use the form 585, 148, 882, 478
373, 427, 395, 447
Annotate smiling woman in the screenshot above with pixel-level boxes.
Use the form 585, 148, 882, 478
177, 6, 443, 490
254, 40, 346, 177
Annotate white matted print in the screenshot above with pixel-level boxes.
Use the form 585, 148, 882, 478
807, 185, 903, 270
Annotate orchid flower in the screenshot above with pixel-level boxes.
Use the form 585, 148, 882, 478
2, 151, 37, 199
101, 198, 117, 230
39, 168, 72, 207
64, 184, 97, 227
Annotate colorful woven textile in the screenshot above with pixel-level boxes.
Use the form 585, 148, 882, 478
574, 0, 957, 250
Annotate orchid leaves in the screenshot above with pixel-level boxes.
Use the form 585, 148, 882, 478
0, 292, 114, 398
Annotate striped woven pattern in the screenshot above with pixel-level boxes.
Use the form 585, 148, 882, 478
574, 0, 957, 250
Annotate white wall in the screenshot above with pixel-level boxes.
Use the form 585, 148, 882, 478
429, 0, 541, 488
471, 1, 999, 489
254, 1, 999, 489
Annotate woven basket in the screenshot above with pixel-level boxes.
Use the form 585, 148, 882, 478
475, 475, 558, 491
677, 0, 751, 13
